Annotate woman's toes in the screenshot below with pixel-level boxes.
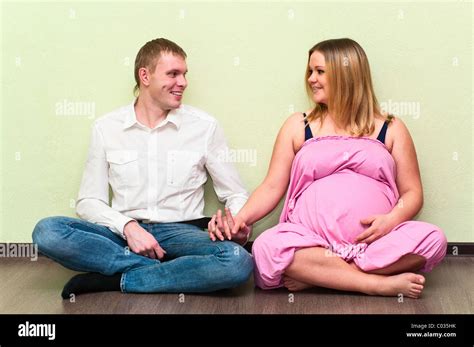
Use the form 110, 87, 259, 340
413, 284, 424, 291
415, 275, 425, 285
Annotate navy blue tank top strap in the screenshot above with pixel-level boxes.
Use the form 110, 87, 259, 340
376, 114, 394, 144
303, 113, 314, 141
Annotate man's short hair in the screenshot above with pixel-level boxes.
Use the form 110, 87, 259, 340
134, 38, 187, 95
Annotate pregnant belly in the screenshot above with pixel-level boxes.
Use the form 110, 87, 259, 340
290, 171, 395, 244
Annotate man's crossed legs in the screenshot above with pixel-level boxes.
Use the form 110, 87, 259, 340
32, 217, 253, 298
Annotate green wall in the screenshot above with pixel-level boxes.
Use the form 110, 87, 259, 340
1, 1, 472, 242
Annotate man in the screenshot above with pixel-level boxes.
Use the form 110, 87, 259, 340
33, 38, 253, 298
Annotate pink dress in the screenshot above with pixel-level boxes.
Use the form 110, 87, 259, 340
252, 136, 447, 289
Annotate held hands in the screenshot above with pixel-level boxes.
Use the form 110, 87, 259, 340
123, 220, 166, 259
355, 214, 396, 244
207, 208, 252, 245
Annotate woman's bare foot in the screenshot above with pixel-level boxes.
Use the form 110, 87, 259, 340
282, 275, 313, 291
375, 273, 425, 299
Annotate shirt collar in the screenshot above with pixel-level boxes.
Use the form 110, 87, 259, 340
122, 103, 138, 130
166, 108, 182, 129
122, 101, 182, 130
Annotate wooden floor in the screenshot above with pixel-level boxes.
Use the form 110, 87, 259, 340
0, 256, 472, 314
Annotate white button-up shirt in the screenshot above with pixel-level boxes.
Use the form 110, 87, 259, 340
76, 102, 249, 239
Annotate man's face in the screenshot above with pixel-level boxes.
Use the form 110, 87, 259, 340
145, 53, 188, 111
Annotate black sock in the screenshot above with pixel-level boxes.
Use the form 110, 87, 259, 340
61, 273, 122, 299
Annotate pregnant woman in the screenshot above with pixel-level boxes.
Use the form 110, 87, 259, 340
208, 38, 447, 298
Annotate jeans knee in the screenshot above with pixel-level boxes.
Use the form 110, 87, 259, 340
32, 216, 69, 253
219, 243, 254, 287
234, 248, 254, 284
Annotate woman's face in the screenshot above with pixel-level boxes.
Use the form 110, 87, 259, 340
307, 51, 328, 105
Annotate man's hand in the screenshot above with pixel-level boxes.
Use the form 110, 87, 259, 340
208, 208, 252, 245
123, 221, 166, 259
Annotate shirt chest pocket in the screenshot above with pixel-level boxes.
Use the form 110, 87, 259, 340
167, 150, 203, 188
106, 150, 140, 187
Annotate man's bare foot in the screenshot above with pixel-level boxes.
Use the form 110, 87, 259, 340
375, 273, 425, 299
282, 275, 313, 291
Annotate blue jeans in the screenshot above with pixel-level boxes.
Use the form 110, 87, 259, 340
32, 216, 253, 293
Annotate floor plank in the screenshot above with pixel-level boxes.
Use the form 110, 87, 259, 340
0, 256, 472, 314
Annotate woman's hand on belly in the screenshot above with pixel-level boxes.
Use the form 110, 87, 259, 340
355, 213, 398, 244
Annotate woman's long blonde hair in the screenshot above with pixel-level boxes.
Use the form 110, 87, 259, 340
305, 38, 381, 137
